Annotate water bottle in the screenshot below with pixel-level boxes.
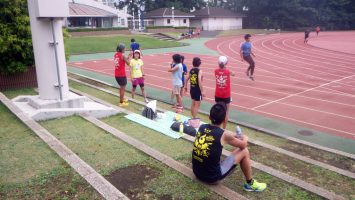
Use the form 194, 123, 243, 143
179, 123, 184, 134
236, 126, 243, 139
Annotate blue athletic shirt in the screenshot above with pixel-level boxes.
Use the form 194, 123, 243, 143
182, 63, 187, 84
241, 42, 252, 57
130, 42, 140, 51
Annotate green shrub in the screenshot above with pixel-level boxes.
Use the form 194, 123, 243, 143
0, 0, 34, 75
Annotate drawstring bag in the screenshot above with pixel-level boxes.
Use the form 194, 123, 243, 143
142, 100, 157, 120
142, 106, 157, 120
170, 122, 197, 136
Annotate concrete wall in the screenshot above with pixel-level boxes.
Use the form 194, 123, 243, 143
201, 17, 242, 31
150, 18, 190, 27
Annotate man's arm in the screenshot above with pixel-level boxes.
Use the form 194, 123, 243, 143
184, 74, 190, 92
198, 70, 205, 97
123, 54, 131, 65
168, 65, 179, 72
240, 46, 244, 60
251, 49, 256, 57
221, 130, 248, 149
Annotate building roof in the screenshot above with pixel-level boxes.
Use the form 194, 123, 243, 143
145, 8, 194, 18
69, 2, 117, 17
192, 7, 243, 18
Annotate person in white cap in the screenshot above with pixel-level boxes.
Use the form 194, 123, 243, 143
129, 50, 148, 102
214, 56, 235, 129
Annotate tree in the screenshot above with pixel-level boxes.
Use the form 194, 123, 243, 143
115, 0, 206, 13
0, 0, 34, 75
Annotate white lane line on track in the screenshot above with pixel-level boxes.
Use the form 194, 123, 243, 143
252, 75, 355, 110
281, 38, 355, 66
291, 37, 355, 62
256, 36, 353, 76
225, 37, 355, 97
69, 64, 355, 137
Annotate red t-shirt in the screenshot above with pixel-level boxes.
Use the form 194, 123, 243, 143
114, 52, 126, 77
215, 68, 231, 98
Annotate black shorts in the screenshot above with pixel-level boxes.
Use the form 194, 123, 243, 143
115, 77, 127, 86
215, 97, 231, 104
190, 91, 202, 101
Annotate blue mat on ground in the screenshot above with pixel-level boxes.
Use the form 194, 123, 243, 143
125, 113, 183, 139
124, 111, 205, 139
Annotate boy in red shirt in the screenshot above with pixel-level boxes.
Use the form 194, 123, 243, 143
114, 43, 131, 107
215, 56, 235, 129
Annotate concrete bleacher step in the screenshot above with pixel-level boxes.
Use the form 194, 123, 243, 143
68, 74, 355, 160
68, 75, 355, 179
82, 113, 249, 200
69, 86, 346, 200
149, 33, 177, 41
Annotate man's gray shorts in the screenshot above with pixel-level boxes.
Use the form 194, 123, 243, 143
220, 154, 237, 178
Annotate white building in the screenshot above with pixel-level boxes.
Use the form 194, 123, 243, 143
144, 8, 195, 28
191, 7, 243, 31
66, 0, 129, 28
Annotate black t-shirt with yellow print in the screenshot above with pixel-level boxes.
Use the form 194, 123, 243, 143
192, 124, 224, 183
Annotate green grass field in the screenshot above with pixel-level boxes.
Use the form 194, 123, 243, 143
68, 34, 184, 54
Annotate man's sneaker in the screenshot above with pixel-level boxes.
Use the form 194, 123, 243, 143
119, 102, 129, 107
123, 98, 129, 103
249, 76, 255, 81
144, 98, 149, 103
243, 179, 267, 192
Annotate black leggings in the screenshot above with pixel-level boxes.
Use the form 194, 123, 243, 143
244, 55, 255, 76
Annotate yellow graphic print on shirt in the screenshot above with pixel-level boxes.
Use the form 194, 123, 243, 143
193, 128, 215, 160
190, 74, 197, 86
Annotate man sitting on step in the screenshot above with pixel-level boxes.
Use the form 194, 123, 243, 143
192, 102, 267, 192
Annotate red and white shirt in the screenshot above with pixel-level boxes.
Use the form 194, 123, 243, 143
114, 52, 126, 77
214, 68, 231, 98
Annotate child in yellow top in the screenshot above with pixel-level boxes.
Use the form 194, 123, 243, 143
129, 50, 148, 102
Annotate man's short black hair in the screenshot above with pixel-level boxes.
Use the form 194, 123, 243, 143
172, 54, 181, 63
210, 103, 226, 125
192, 57, 201, 67
244, 34, 251, 40
131, 38, 135, 42
181, 55, 185, 63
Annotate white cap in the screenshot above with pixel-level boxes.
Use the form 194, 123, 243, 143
218, 56, 228, 65
134, 50, 141, 54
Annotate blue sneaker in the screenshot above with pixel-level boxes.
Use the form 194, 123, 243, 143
243, 179, 267, 192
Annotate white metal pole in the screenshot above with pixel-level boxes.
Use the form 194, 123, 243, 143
172, 6, 175, 27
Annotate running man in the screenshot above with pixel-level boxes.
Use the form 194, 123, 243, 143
315, 26, 320, 36
240, 34, 256, 81
304, 29, 310, 43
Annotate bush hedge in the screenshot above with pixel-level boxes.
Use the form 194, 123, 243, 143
0, 0, 34, 75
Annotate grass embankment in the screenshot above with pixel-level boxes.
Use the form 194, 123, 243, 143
70, 74, 355, 173
68, 35, 183, 55
40, 116, 224, 200
68, 80, 329, 200
0, 89, 102, 200
69, 78, 355, 199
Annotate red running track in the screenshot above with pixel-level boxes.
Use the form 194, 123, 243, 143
69, 31, 355, 139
